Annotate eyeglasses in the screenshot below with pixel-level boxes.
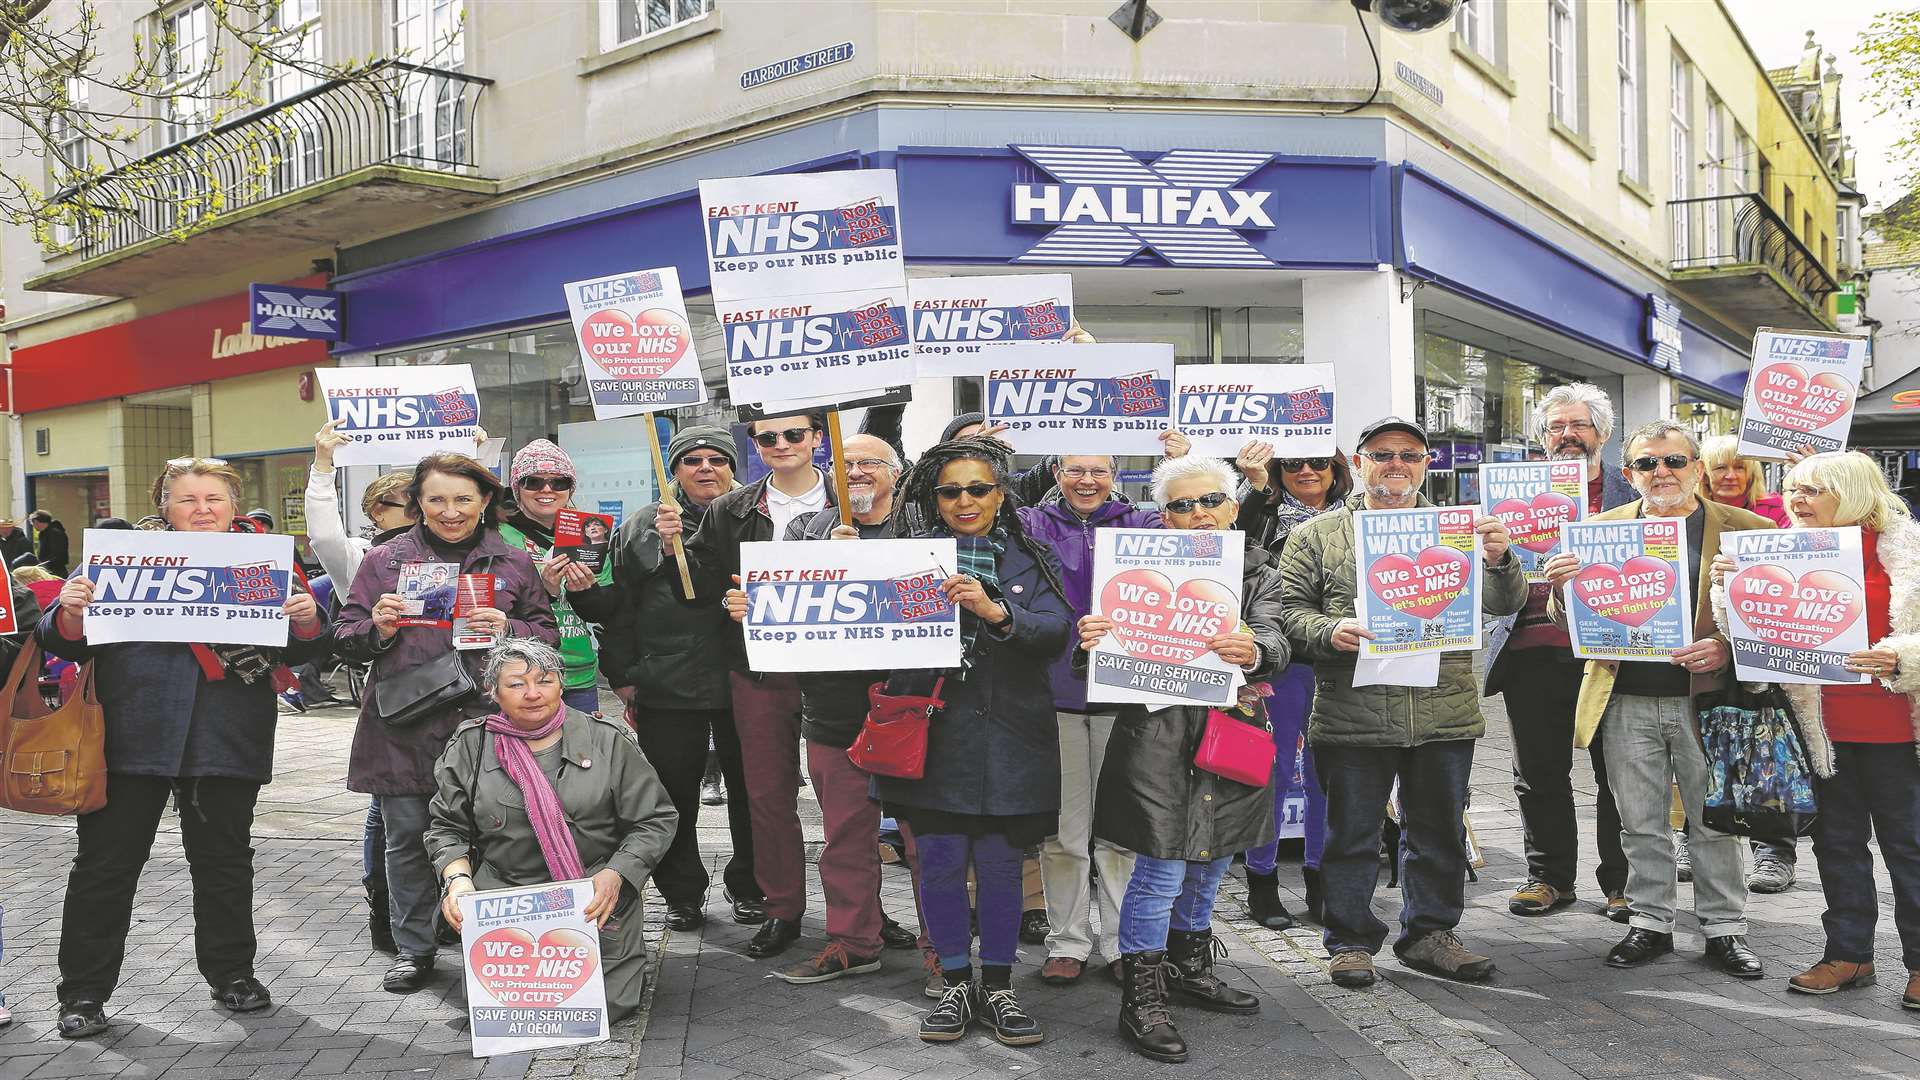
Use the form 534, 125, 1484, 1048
848, 458, 895, 473
1059, 466, 1114, 480
1628, 454, 1694, 472
1360, 450, 1428, 464
1783, 484, 1830, 499
1163, 491, 1231, 514
752, 427, 815, 447
1279, 458, 1332, 472
679, 455, 731, 469
518, 476, 575, 492
933, 483, 998, 501
1545, 421, 1596, 436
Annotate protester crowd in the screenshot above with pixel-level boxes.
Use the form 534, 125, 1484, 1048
2, 358, 1916, 1065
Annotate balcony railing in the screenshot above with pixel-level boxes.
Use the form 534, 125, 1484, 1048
1667, 192, 1839, 309
49, 60, 491, 260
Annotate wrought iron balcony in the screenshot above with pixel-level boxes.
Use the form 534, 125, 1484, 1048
31, 60, 495, 295
1667, 192, 1839, 331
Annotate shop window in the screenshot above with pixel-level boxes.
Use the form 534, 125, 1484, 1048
1075, 305, 1211, 364
1221, 307, 1305, 363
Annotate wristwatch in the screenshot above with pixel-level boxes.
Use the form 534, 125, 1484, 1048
442, 872, 473, 895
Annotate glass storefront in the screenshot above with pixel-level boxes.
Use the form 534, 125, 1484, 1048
228, 450, 320, 563
26, 472, 110, 531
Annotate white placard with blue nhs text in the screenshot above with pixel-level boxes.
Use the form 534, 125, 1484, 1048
459, 879, 609, 1058
699, 169, 905, 303
1736, 328, 1869, 458
908, 274, 1075, 376
1725, 527, 1871, 686
984, 342, 1174, 456
314, 364, 482, 467
1088, 528, 1245, 708
740, 539, 961, 672
1174, 363, 1337, 457
716, 287, 915, 408
79, 530, 295, 646
561, 266, 708, 419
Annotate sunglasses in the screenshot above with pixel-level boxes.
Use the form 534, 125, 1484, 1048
934, 483, 998, 501
752, 427, 816, 447
165, 456, 229, 468
1360, 450, 1429, 464
376, 499, 408, 511
679, 454, 732, 469
1279, 458, 1332, 472
518, 476, 575, 492
1163, 491, 1231, 514
1628, 454, 1694, 472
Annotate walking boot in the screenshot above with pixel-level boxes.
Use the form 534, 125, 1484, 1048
366, 885, 397, 955
1164, 928, 1260, 1013
1118, 952, 1187, 1063
1243, 870, 1294, 930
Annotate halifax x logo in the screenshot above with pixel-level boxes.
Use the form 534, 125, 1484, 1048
1010, 145, 1277, 267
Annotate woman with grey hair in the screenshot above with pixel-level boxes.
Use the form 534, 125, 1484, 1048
425, 638, 677, 1020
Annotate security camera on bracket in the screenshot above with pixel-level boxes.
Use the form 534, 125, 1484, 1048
1349, 0, 1459, 34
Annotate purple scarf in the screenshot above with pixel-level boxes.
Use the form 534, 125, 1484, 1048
485, 706, 586, 882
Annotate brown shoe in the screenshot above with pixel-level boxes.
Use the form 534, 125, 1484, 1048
1789, 959, 1875, 995
1602, 893, 1632, 924
1040, 956, 1084, 984
1509, 880, 1575, 916
1905, 971, 1920, 1010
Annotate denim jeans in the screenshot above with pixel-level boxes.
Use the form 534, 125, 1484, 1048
1117, 855, 1233, 954
361, 798, 386, 892
1812, 743, 1920, 969
1315, 740, 1475, 955
1246, 663, 1325, 874
1601, 693, 1746, 937
376, 794, 439, 958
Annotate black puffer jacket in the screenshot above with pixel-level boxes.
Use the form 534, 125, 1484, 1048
599, 487, 734, 711
1090, 539, 1289, 862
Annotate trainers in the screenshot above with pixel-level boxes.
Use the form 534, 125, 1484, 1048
919, 980, 975, 1042
1018, 910, 1050, 945
1602, 893, 1632, 924
1328, 949, 1376, 988
772, 942, 881, 985
0, 995, 9, 1027
921, 947, 945, 999
1673, 830, 1692, 882
1508, 880, 1575, 916
976, 984, 1043, 1046
1748, 854, 1796, 894
1789, 959, 1875, 995
1394, 931, 1494, 982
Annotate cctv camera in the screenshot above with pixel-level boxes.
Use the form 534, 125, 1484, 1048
1350, 0, 1458, 34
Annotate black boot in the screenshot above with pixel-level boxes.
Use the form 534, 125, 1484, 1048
366, 886, 397, 955
1303, 867, 1324, 924
1244, 870, 1294, 930
1118, 952, 1187, 1063
1164, 928, 1260, 1013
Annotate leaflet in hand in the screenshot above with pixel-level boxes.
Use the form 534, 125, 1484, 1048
553, 508, 614, 574
396, 562, 459, 628
1480, 460, 1587, 583
1352, 506, 1483, 657
451, 573, 498, 650
1562, 519, 1694, 661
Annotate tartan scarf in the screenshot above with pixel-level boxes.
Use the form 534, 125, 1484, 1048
942, 528, 1005, 674
484, 705, 587, 882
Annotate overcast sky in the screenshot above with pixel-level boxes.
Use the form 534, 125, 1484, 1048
1722, 0, 1911, 210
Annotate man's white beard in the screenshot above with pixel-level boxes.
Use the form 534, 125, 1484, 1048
1641, 487, 1689, 512
1365, 481, 1415, 502
849, 489, 875, 515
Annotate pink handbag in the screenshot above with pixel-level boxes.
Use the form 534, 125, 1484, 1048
1192, 709, 1276, 788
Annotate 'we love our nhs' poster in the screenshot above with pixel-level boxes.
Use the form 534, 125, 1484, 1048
1352, 507, 1482, 657
1724, 527, 1870, 686
1479, 461, 1587, 582
1562, 519, 1694, 661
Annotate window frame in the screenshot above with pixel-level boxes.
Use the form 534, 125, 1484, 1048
158, 1, 211, 147
1616, 0, 1643, 182
1669, 50, 1692, 263
601, 0, 715, 53
1548, 0, 1580, 132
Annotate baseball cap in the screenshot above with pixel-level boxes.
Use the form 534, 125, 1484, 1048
1355, 416, 1430, 449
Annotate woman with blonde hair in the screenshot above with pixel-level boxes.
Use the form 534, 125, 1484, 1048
1711, 451, 1920, 1007
1698, 435, 1790, 527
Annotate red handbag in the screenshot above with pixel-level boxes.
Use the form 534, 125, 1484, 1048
1192, 708, 1276, 788
846, 678, 946, 780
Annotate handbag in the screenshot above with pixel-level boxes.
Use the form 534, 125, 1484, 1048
0, 640, 107, 816
1698, 682, 1817, 841
1193, 708, 1276, 788
371, 649, 478, 728
846, 677, 945, 780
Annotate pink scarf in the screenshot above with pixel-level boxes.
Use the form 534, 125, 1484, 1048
485, 706, 586, 882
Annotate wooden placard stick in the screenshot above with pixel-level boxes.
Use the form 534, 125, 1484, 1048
826, 410, 855, 529
643, 419, 696, 598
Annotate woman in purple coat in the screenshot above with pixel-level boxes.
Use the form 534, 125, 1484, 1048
334, 452, 557, 994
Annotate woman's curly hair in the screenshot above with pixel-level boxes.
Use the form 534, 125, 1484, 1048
893, 435, 1065, 600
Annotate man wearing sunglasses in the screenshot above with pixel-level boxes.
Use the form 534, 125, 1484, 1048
602, 425, 762, 934
1543, 420, 1775, 979
1276, 417, 1526, 990
658, 411, 833, 961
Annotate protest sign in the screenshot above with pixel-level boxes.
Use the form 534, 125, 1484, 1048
1724, 527, 1870, 685
1352, 507, 1482, 657
699, 169, 905, 303
984, 342, 1174, 456
716, 287, 914, 408
314, 365, 481, 466
458, 878, 609, 1058
739, 539, 961, 672
79, 530, 294, 646
561, 266, 707, 419
908, 273, 1073, 376
1479, 460, 1587, 582
554, 508, 614, 573
0, 588, 15, 635
1562, 518, 1694, 661
1173, 363, 1337, 457
1736, 328, 1870, 458
1087, 528, 1245, 708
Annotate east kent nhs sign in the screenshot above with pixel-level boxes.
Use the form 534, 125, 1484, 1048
1008, 145, 1277, 268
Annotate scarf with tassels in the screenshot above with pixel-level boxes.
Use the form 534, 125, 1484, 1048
939, 528, 1006, 674
485, 706, 586, 882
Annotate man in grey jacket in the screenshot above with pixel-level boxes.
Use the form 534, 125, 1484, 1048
1278, 417, 1527, 989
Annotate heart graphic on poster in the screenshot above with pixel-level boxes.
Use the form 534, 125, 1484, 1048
1366, 546, 1471, 621
580, 308, 689, 380
1491, 493, 1579, 554
468, 926, 597, 1005
1571, 556, 1676, 627
1753, 363, 1853, 432
1728, 565, 1864, 647
1100, 569, 1236, 664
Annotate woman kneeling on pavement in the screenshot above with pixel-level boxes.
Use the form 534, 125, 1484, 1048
1709, 451, 1920, 1006
1079, 455, 1287, 1063
427, 638, 677, 1020
41, 457, 330, 1038
875, 437, 1071, 1048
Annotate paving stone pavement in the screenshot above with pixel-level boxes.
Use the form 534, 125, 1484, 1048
2, 686, 1917, 1079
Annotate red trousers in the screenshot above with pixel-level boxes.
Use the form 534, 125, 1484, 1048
807, 739, 883, 955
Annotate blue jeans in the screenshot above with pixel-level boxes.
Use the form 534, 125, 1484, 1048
563, 686, 601, 714
376, 794, 438, 957
1117, 855, 1233, 954
1246, 664, 1325, 874
1813, 743, 1920, 969
361, 798, 386, 891
1316, 740, 1475, 955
